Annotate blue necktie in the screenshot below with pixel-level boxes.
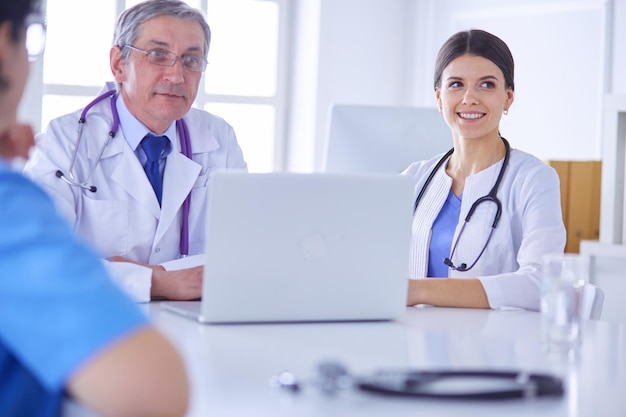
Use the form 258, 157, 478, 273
141, 134, 168, 206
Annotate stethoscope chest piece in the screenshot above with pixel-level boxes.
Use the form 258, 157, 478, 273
414, 137, 511, 272
54, 89, 193, 257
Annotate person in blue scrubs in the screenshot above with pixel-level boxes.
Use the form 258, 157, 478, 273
0, 1, 189, 416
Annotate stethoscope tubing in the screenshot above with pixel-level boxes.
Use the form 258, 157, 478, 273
413, 137, 510, 271
356, 369, 563, 400
55, 89, 192, 257
272, 363, 564, 400
176, 119, 192, 257
56, 90, 119, 193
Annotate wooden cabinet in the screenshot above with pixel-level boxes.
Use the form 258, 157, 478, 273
549, 161, 602, 253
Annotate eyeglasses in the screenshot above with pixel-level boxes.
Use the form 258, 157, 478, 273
123, 45, 208, 72
25, 17, 46, 62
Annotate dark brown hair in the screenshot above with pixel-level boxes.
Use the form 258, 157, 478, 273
0, 0, 41, 41
433, 29, 514, 91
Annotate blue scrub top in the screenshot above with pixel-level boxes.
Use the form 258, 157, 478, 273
0, 161, 149, 417
428, 190, 461, 277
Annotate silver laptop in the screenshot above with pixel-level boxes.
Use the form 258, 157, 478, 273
161, 171, 415, 324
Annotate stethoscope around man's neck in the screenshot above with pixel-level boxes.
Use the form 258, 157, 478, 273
55, 89, 193, 257
413, 136, 510, 272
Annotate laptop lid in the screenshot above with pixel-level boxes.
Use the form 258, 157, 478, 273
162, 172, 415, 324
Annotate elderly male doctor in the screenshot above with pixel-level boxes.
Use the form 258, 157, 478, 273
24, 0, 247, 302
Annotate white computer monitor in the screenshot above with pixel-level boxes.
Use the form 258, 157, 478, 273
322, 104, 452, 173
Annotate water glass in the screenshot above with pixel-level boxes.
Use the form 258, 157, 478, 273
540, 253, 589, 353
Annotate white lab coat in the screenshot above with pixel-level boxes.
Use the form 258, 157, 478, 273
24, 87, 248, 302
404, 147, 566, 311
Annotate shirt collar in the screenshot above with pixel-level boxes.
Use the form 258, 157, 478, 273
116, 94, 176, 153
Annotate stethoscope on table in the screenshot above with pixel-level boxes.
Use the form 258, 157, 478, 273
271, 361, 563, 400
413, 136, 510, 272
55, 89, 193, 257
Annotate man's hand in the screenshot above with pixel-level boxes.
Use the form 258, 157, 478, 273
108, 256, 203, 300
151, 266, 203, 300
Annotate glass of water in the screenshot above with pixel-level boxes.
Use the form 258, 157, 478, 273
540, 253, 589, 354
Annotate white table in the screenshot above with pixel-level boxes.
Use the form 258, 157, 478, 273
145, 303, 626, 417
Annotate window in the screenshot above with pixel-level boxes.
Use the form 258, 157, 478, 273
41, 0, 288, 172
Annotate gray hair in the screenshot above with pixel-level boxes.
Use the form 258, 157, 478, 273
113, 0, 211, 60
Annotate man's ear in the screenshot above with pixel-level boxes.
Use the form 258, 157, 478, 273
0, 23, 13, 92
0, 22, 11, 57
110, 46, 126, 83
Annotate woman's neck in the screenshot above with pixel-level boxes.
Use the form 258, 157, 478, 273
445, 135, 506, 197
447, 135, 506, 178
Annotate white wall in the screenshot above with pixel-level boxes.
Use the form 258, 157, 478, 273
288, 0, 621, 172
416, 0, 608, 162
287, 0, 414, 172
610, 0, 626, 94
285, 0, 321, 172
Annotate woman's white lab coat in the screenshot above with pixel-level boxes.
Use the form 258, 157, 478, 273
405, 147, 566, 311
24, 90, 247, 302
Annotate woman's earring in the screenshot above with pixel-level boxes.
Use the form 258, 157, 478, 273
503, 109, 509, 115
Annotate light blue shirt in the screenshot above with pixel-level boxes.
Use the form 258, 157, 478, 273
427, 190, 461, 277
0, 160, 148, 417
116, 94, 176, 176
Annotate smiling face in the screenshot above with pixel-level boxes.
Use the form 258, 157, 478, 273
435, 54, 514, 142
110, 15, 205, 134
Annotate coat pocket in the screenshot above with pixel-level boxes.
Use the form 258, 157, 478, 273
77, 197, 129, 257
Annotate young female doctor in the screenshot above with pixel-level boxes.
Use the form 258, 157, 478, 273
405, 29, 565, 311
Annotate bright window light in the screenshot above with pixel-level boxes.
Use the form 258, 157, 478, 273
40, 0, 284, 172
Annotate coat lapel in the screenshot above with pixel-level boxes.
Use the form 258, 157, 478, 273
91, 108, 205, 250
109, 144, 162, 219
155, 151, 201, 245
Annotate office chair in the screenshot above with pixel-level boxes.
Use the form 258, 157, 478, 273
581, 283, 604, 320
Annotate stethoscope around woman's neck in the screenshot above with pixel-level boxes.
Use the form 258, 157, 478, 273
413, 136, 510, 272
54, 89, 193, 257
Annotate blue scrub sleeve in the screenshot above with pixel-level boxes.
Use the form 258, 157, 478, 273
0, 166, 149, 392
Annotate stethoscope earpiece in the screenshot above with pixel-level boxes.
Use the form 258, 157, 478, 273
270, 371, 301, 392
271, 361, 353, 396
